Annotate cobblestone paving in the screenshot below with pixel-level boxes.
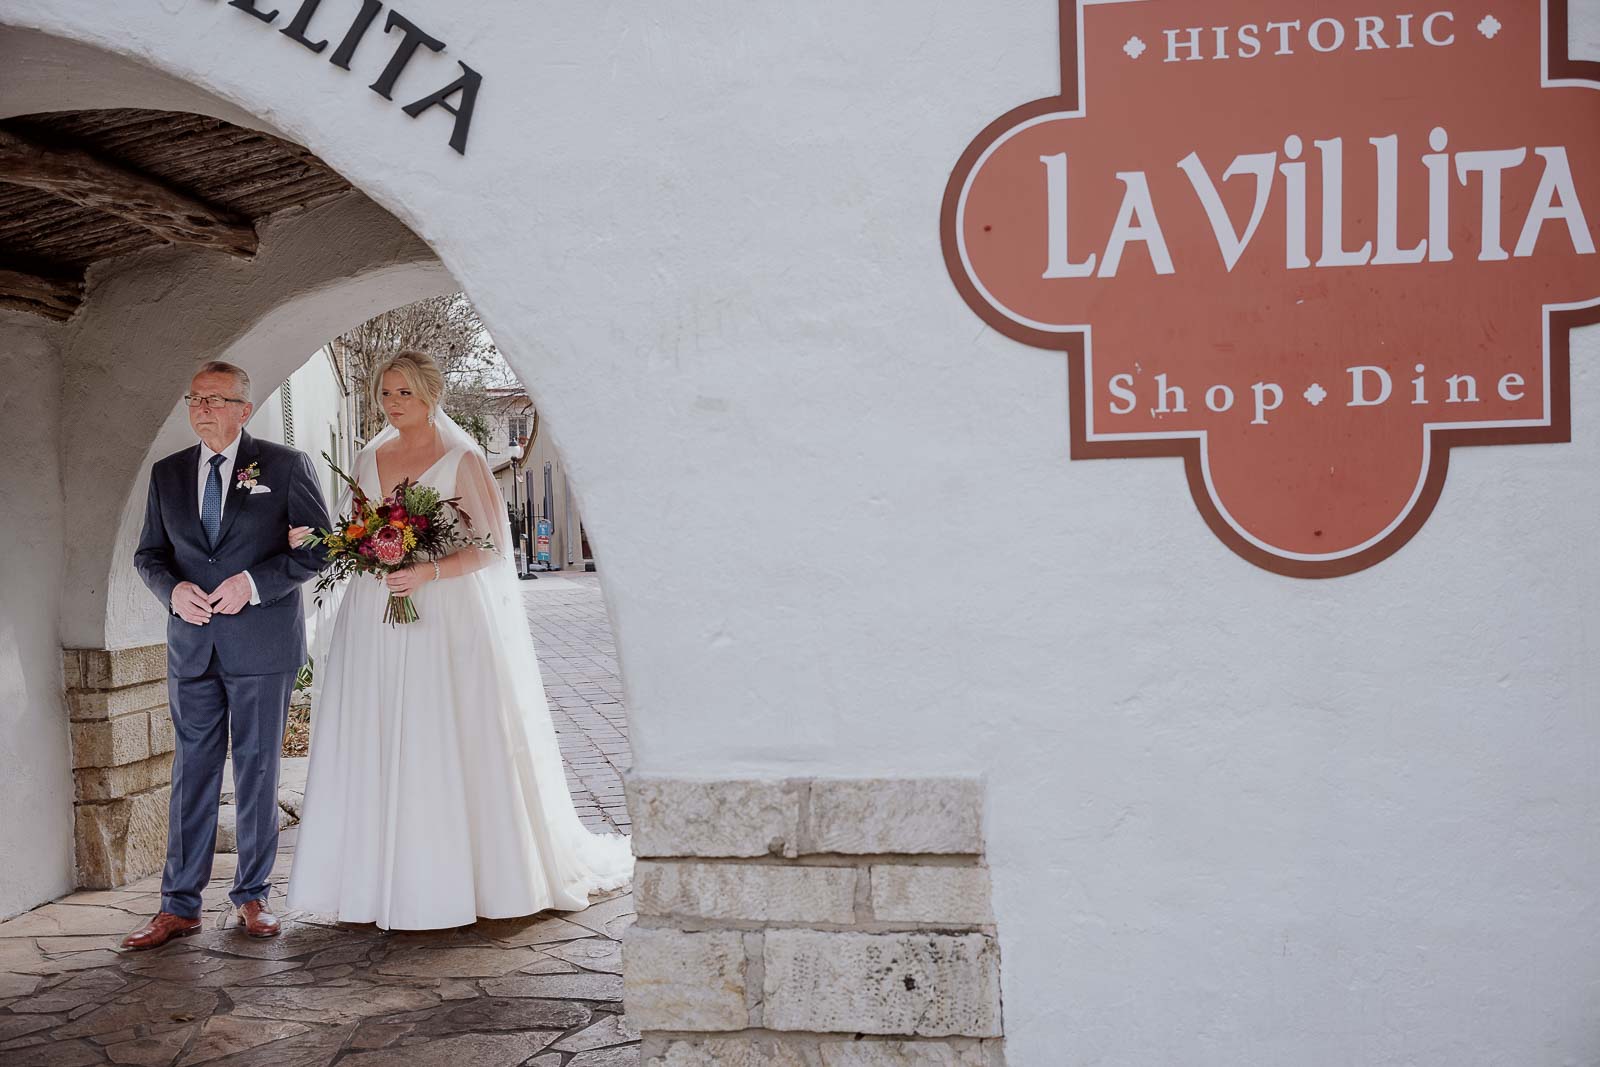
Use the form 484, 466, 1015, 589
523, 574, 632, 837
0, 571, 638, 1066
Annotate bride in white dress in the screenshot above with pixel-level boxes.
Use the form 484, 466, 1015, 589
286, 349, 632, 930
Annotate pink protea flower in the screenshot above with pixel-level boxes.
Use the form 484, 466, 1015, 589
373, 525, 406, 566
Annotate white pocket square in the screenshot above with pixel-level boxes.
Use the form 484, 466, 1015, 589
250, 484, 272, 494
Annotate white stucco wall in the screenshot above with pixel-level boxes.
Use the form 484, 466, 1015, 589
0, 316, 74, 919
3, 2, 1599, 1062
254, 347, 356, 512
0, 26, 272, 135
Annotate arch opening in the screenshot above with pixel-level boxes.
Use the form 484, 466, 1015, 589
0, 26, 636, 922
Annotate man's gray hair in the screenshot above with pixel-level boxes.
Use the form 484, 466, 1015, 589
196, 360, 251, 399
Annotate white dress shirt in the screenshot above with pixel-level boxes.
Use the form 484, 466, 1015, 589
197, 434, 261, 606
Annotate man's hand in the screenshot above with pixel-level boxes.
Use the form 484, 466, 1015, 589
171, 582, 214, 626
207, 573, 254, 616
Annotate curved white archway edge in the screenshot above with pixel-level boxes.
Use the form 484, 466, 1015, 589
3, 2, 1600, 1063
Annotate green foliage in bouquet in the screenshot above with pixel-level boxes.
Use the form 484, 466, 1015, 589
301, 452, 495, 625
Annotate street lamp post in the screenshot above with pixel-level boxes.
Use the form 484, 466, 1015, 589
509, 438, 537, 580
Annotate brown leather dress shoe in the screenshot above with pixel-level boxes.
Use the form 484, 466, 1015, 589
120, 912, 202, 951
237, 899, 280, 938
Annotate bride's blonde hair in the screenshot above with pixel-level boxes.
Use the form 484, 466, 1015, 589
373, 349, 445, 413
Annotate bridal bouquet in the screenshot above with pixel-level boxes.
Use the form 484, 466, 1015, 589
302, 453, 495, 625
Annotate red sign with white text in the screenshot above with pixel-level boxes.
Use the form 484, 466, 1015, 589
943, 0, 1600, 576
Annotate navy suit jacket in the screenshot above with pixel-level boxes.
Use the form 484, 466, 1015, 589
134, 432, 332, 678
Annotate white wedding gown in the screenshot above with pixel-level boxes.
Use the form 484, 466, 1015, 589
287, 429, 632, 929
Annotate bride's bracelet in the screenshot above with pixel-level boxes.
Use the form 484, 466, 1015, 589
430, 560, 441, 583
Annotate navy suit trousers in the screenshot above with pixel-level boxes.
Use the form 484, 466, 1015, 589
162, 651, 296, 918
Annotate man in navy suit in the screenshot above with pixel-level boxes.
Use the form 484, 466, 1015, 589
123, 360, 331, 949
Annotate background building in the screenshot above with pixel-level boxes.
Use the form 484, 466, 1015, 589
251, 344, 359, 514
482, 386, 589, 572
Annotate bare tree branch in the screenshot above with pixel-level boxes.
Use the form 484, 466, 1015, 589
332, 293, 508, 447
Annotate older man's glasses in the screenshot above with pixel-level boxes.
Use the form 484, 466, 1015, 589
183, 394, 246, 409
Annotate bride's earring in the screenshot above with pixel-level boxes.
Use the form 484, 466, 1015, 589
427, 412, 436, 427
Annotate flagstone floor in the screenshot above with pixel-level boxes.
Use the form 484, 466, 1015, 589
0, 571, 639, 1067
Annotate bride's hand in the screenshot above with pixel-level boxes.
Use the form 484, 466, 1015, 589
289, 525, 313, 549
385, 564, 434, 596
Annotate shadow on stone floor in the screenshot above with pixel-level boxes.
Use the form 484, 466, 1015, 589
3, 575, 639, 1065
0, 835, 640, 1066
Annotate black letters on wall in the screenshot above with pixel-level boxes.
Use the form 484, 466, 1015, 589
228, 0, 280, 24
329, 0, 384, 69
402, 62, 482, 156
206, 0, 480, 155
279, 0, 330, 54
369, 11, 446, 100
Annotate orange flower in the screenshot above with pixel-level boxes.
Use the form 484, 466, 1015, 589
344, 523, 366, 540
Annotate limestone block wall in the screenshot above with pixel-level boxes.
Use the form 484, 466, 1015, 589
623, 777, 1006, 1066
60, 644, 173, 889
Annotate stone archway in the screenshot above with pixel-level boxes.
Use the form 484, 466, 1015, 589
68, 191, 453, 653
55, 186, 456, 887
0, 94, 458, 891
0, 15, 1008, 1064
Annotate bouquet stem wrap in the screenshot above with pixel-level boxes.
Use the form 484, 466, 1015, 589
384, 593, 420, 626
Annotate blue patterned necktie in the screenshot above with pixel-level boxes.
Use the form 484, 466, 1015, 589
202, 454, 225, 547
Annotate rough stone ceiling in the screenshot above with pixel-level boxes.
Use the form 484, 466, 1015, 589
0, 108, 351, 322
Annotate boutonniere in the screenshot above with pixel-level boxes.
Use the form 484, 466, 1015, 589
235, 461, 261, 491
